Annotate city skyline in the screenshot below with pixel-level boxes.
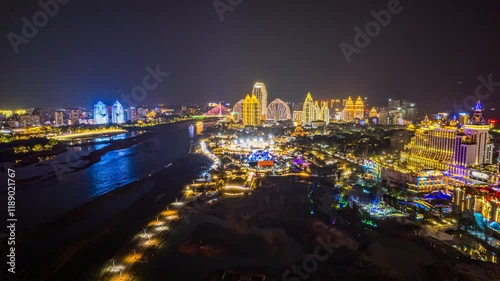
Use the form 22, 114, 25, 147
1, 0, 499, 112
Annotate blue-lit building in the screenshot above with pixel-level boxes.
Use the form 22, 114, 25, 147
93, 101, 108, 124
112, 101, 125, 124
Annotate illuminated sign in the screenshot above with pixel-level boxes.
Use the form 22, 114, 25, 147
471, 171, 489, 180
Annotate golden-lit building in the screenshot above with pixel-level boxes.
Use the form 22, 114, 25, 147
301, 93, 330, 126
302, 92, 315, 126
342, 96, 355, 121
401, 101, 495, 184
454, 186, 500, 225
242, 94, 261, 126
369, 107, 378, 118
252, 82, 268, 118
354, 96, 365, 119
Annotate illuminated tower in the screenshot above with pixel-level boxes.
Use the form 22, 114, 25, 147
93, 101, 108, 125
112, 101, 125, 124
343, 96, 354, 121
242, 94, 261, 126
302, 92, 315, 125
369, 107, 378, 118
320, 101, 330, 124
354, 96, 365, 119
314, 100, 321, 121
252, 82, 268, 118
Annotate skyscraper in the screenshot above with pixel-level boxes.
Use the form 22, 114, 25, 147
342, 96, 355, 121
252, 82, 267, 118
242, 94, 261, 126
320, 101, 330, 125
354, 96, 365, 119
112, 101, 125, 124
302, 92, 315, 126
94, 101, 109, 125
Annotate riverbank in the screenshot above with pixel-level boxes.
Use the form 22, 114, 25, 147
6, 152, 211, 281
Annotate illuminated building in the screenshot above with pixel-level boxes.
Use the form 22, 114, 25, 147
369, 107, 378, 118
293, 111, 302, 122
69, 108, 81, 125
453, 186, 500, 225
111, 101, 125, 124
388, 99, 400, 110
252, 82, 268, 118
267, 98, 291, 122
354, 96, 365, 119
196, 121, 203, 135
342, 96, 355, 121
232, 99, 243, 121
401, 101, 494, 183
19, 114, 41, 127
378, 108, 388, 125
320, 101, 330, 124
93, 101, 109, 124
407, 170, 448, 193
314, 101, 321, 121
54, 111, 64, 126
302, 92, 315, 125
459, 113, 469, 125
242, 94, 261, 126
204, 103, 230, 116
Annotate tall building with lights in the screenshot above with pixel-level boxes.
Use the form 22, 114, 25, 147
54, 111, 64, 126
401, 101, 494, 181
242, 94, 261, 126
320, 101, 330, 124
112, 101, 125, 124
302, 92, 315, 125
93, 101, 108, 125
354, 96, 365, 119
342, 96, 355, 121
252, 82, 267, 118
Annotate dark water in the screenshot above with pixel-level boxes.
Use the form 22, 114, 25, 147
9, 123, 194, 230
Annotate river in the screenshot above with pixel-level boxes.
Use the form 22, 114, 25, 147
1, 122, 196, 230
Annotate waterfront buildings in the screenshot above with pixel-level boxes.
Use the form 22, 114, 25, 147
111, 101, 125, 124
242, 94, 261, 126
93, 101, 109, 125
301, 93, 330, 126
252, 82, 268, 118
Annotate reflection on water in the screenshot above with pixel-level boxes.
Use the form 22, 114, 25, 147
450, 232, 498, 263
15, 123, 196, 229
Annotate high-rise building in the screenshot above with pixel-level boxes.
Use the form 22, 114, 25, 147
320, 101, 330, 125
55, 111, 64, 126
242, 94, 261, 126
69, 108, 81, 125
401, 101, 494, 173
19, 114, 41, 127
354, 96, 365, 119
314, 101, 321, 121
388, 99, 400, 110
302, 92, 315, 125
342, 96, 355, 121
112, 101, 125, 124
93, 101, 108, 125
369, 107, 378, 118
252, 82, 267, 118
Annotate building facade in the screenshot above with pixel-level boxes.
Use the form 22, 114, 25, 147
242, 94, 261, 126
252, 82, 267, 118
93, 101, 109, 125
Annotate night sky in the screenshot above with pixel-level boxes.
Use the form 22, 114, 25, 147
1, 0, 499, 114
